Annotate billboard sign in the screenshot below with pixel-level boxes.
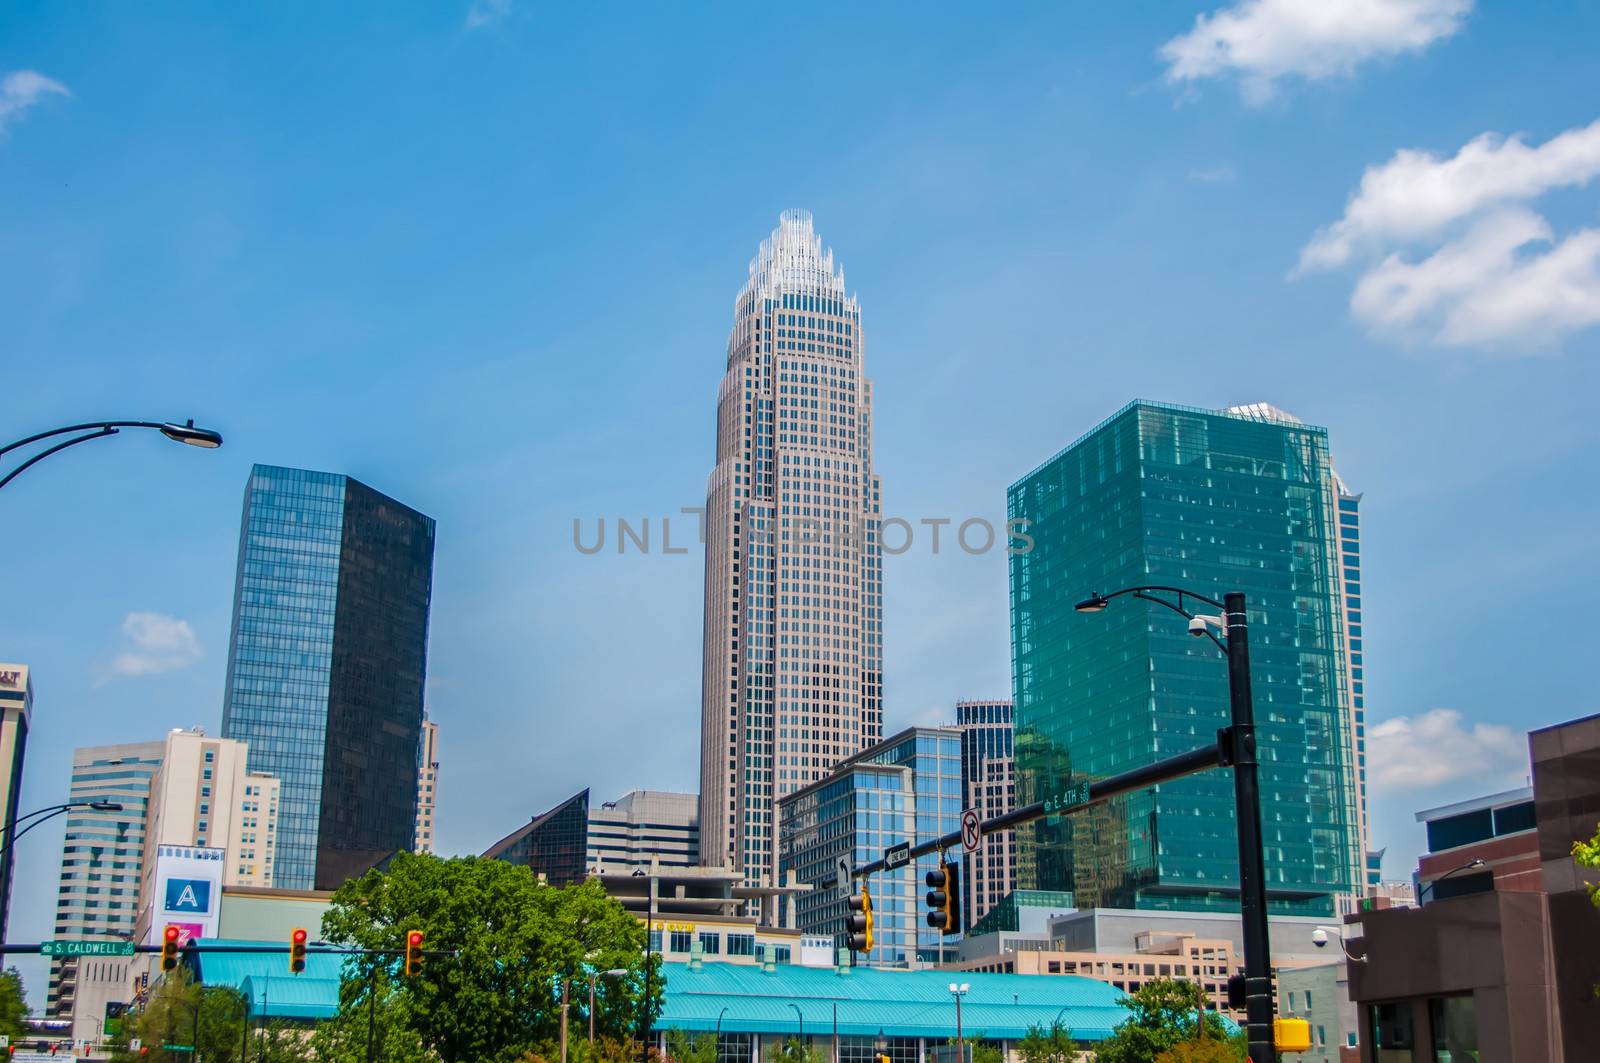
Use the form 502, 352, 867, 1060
145, 845, 225, 944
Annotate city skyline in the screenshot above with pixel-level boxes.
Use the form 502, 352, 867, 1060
4, 0, 1596, 1008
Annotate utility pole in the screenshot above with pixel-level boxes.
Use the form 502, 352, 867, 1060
561, 978, 570, 1063
366, 964, 379, 1063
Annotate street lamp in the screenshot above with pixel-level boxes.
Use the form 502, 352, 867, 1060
0, 800, 125, 860
789, 1003, 804, 1054
1075, 586, 1273, 1063
948, 983, 969, 1049
0, 418, 224, 491
590, 967, 629, 1044
1417, 858, 1488, 903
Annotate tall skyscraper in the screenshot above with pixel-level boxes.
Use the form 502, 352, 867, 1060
414, 717, 439, 854
48, 741, 162, 1020
221, 464, 435, 891
955, 698, 1017, 927
698, 210, 883, 890
1227, 403, 1375, 907
0, 664, 32, 944
1008, 400, 1361, 917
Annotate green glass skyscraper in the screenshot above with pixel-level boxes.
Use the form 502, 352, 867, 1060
1008, 400, 1359, 917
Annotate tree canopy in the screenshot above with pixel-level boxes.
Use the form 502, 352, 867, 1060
317, 851, 660, 1063
1091, 979, 1242, 1063
1015, 1020, 1075, 1063
0, 968, 28, 1044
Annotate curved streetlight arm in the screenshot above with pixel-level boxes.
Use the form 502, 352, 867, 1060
1417, 858, 1487, 901
0, 801, 125, 860
1, 419, 223, 491
0, 427, 119, 491
1079, 586, 1228, 653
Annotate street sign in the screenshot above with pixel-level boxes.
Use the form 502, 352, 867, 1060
40, 940, 136, 957
960, 808, 982, 854
1041, 780, 1092, 815
837, 856, 853, 895
129, 1040, 141, 1052
883, 841, 912, 870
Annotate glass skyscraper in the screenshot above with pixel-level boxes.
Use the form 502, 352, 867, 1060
778, 726, 962, 966
1008, 401, 1360, 917
221, 464, 435, 891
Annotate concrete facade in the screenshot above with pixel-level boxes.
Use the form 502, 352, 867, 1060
415, 717, 438, 853
1277, 962, 1357, 1063
0, 663, 32, 943
588, 789, 698, 870
141, 728, 280, 892
48, 740, 163, 1020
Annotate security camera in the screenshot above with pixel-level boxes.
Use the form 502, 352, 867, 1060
1188, 616, 1209, 637
1311, 928, 1328, 948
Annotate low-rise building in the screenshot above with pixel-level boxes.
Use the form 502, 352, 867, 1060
778, 726, 964, 967
952, 906, 1333, 1016
1348, 712, 1600, 1061
599, 867, 819, 966
1277, 961, 1357, 1063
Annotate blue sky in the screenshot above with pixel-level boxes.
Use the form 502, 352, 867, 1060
4, 1, 1599, 999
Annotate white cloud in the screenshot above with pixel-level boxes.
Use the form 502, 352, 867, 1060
1350, 208, 1600, 347
1188, 162, 1239, 184
1301, 117, 1600, 270
465, 0, 511, 29
109, 612, 203, 678
1366, 708, 1526, 792
1299, 117, 1600, 350
0, 70, 70, 136
1161, 0, 1470, 103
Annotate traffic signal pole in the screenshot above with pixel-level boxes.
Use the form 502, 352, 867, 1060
848, 587, 1278, 1063
1223, 591, 1274, 1063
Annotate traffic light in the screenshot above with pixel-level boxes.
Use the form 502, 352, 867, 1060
289, 927, 308, 974
160, 924, 180, 972
846, 884, 874, 953
404, 929, 425, 977
1225, 973, 1246, 1010
925, 861, 960, 935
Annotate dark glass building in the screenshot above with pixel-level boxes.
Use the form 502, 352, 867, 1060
221, 465, 435, 891
482, 789, 591, 887
1008, 401, 1359, 917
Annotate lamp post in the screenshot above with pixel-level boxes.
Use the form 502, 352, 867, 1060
0, 800, 124, 952
1417, 858, 1488, 903
634, 868, 656, 1063
948, 983, 969, 1052
1075, 586, 1273, 1063
789, 1003, 804, 1055
0, 419, 223, 491
0, 800, 124, 859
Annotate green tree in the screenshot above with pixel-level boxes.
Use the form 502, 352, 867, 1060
947, 1034, 1003, 1063
1153, 1039, 1244, 1063
1573, 823, 1600, 909
763, 1037, 825, 1063
0, 967, 29, 1043
666, 1029, 719, 1063
1092, 979, 1238, 1063
1016, 1021, 1076, 1063
114, 971, 281, 1063
317, 851, 660, 1063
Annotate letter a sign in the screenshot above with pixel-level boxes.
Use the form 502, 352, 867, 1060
165, 878, 211, 913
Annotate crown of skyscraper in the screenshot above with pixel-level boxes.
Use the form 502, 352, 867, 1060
742, 209, 854, 305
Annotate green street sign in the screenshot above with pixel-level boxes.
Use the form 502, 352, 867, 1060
162, 1045, 195, 1052
1041, 781, 1092, 815
40, 940, 136, 957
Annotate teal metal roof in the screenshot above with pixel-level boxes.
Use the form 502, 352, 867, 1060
190, 944, 1137, 1039
657, 963, 1131, 1042
192, 939, 348, 1020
